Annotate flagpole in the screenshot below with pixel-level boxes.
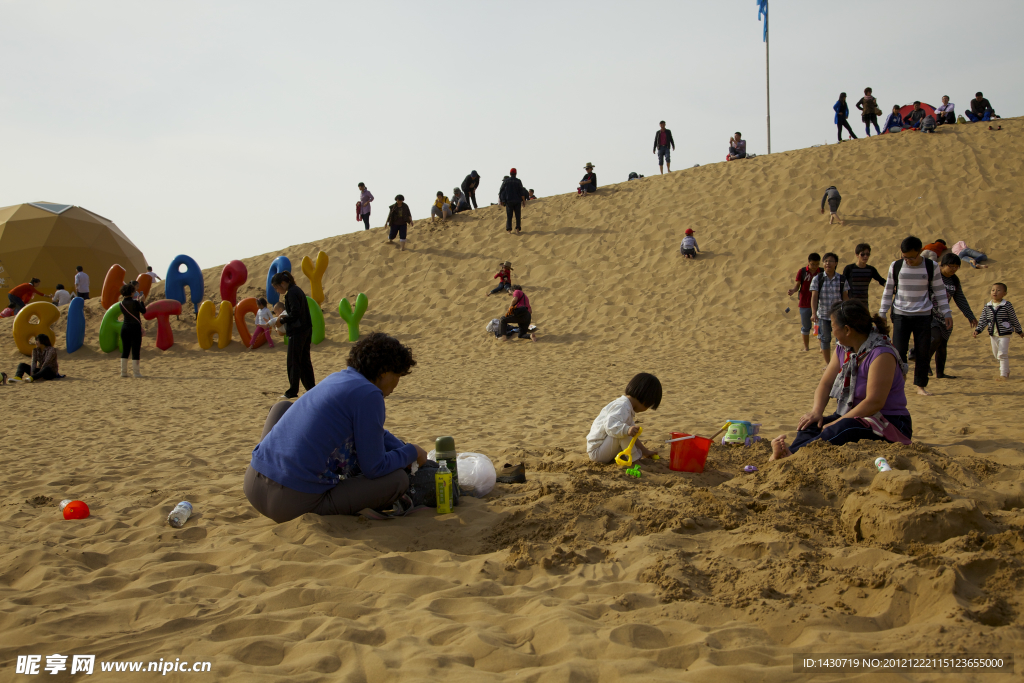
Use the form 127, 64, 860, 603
765, 0, 771, 154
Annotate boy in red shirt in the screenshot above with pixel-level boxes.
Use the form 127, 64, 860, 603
7, 278, 45, 313
787, 253, 821, 351
487, 261, 513, 296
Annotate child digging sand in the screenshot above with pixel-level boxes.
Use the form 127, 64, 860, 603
586, 373, 661, 463
250, 298, 280, 349
973, 283, 1023, 380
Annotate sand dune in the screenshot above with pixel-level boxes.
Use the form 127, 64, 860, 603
2, 120, 1023, 681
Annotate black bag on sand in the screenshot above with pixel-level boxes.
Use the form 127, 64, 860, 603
408, 461, 461, 508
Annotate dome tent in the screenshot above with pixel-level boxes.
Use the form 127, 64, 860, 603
0, 202, 147, 299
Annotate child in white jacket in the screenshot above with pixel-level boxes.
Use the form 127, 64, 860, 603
586, 373, 662, 463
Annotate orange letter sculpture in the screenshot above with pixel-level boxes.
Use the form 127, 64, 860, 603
301, 251, 329, 305
234, 297, 264, 348
143, 299, 182, 351
101, 264, 126, 310
13, 302, 61, 356
136, 272, 154, 299
196, 300, 234, 349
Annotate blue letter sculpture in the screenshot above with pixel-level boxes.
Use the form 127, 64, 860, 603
165, 254, 204, 315
266, 256, 292, 306
66, 296, 85, 353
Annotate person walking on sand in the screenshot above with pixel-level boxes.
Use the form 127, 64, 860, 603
383, 195, 414, 251
928, 253, 977, 380
118, 282, 147, 378
653, 121, 675, 174
973, 283, 1022, 380
842, 244, 887, 306
499, 169, 525, 234
74, 266, 90, 299
272, 271, 315, 399
788, 252, 822, 352
855, 87, 882, 137
809, 253, 850, 365
834, 93, 857, 142
461, 170, 481, 210
821, 186, 843, 224
357, 182, 374, 230
879, 236, 952, 396
145, 266, 162, 283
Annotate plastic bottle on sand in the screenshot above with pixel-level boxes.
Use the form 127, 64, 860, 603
874, 457, 892, 472
167, 501, 193, 528
435, 461, 453, 514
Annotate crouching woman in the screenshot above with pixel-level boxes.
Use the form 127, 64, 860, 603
244, 332, 429, 522
770, 300, 912, 460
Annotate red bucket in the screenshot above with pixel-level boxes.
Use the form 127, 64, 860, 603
669, 432, 712, 473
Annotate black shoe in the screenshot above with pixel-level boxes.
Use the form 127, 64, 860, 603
496, 463, 526, 484
936, 374, 957, 379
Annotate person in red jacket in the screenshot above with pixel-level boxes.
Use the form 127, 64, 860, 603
488, 261, 513, 296
7, 278, 45, 313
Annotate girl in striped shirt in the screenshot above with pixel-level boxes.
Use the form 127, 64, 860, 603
973, 283, 1023, 380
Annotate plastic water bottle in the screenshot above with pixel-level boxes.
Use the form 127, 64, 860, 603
435, 461, 453, 514
874, 457, 892, 472
435, 436, 460, 504
167, 501, 193, 528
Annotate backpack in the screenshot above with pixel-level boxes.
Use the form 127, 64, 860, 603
628, 172, 644, 181
891, 258, 934, 301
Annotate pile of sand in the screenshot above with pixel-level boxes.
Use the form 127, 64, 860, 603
2, 119, 1022, 679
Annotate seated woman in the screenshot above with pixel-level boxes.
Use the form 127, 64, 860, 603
770, 300, 912, 460
882, 106, 905, 134
244, 332, 428, 523
9, 334, 63, 383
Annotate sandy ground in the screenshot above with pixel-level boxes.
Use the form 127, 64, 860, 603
2, 119, 1023, 681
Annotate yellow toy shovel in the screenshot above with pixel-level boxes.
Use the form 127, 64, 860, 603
615, 426, 643, 467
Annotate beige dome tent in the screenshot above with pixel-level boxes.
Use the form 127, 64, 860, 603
0, 202, 148, 300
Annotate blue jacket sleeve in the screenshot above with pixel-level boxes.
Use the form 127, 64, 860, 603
351, 391, 418, 478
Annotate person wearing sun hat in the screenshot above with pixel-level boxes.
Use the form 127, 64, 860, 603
680, 228, 700, 259
488, 260, 513, 296
578, 163, 597, 195
498, 169, 525, 234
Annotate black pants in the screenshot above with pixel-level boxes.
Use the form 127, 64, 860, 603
929, 326, 951, 376
937, 112, 955, 125
498, 307, 531, 338
121, 325, 142, 360
7, 294, 25, 312
892, 314, 932, 387
505, 203, 522, 232
790, 413, 912, 454
362, 214, 370, 230
286, 328, 316, 398
728, 146, 746, 159
864, 114, 880, 135
16, 363, 58, 381
467, 189, 478, 209
837, 117, 856, 141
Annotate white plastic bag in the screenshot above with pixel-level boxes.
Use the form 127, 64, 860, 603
485, 318, 500, 334
455, 452, 496, 498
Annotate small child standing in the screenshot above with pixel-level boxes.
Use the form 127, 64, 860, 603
973, 283, 1023, 380
586, 373, 661, 463
250, 298, 278, 349
488, 261, 513, 296
680, 229, 700, 259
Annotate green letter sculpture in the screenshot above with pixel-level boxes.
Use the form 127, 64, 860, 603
338, 293, 368, 342
99, 303, 124, 353
308, 296, 326, 345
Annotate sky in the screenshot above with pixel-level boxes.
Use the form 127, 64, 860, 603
0, 0, 1020, 272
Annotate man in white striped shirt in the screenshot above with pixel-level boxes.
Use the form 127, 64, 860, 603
879, 236, 952, 395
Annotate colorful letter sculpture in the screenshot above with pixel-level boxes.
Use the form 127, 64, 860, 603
196, 300, 234, 349
136, 273, 154, 299
99, 303, 124, 353
166, 255, 204, 315
220, 260, 248, 306
338, 293, 368, 342
144, 299, 182, 351
234, 297, 264, 348
301, 251, 329, 305
66, 297, 85, 353
308, 296, 326, 345
101, 264, 126, 310
13, 302, 60, 356
265, 256, 291, 306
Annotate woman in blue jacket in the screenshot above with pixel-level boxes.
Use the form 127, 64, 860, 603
244, 333, 429, 522
834, 93, 857, 143
882, 105, 905, 134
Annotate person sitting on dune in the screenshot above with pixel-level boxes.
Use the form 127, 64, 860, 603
8, 334, 63, 383
727, 132, 746, 160
882, 105, 905, 134
244, 333, 429, 522
496, 285, 535, 341
587, 373, 661, 464
950, 240, 990, 269
770, 300, 912, 461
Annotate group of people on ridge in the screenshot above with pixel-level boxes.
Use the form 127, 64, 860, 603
834, 88, 1000, 142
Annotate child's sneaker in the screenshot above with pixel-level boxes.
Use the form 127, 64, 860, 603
23, 376, 34, 383
8, 375, 21, 383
